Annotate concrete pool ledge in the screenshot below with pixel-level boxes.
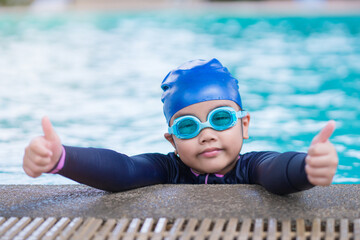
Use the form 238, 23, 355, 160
0, 184, 359, 220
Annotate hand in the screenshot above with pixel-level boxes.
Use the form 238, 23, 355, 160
23, 116, 63, 178
305, 120, 338, 186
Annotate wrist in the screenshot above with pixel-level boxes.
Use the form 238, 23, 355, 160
48, 146, 66, 174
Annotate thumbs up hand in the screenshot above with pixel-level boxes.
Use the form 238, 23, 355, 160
305, 120, 339, 186
23, 117, 63, 178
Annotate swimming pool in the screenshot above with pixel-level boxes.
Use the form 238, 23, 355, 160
0, 11, 359, 184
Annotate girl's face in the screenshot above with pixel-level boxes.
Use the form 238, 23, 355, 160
164, 100, 250, 175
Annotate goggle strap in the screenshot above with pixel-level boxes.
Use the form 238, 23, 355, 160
236, 110, 247, 119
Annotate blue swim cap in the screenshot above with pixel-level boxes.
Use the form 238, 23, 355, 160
161, 58, 243, 124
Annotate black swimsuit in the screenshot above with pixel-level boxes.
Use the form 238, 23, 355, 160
58, 146, 313, 195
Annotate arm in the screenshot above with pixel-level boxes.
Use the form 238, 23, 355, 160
58, 146, 170, 192
247, 151, 314, 195
245, 121, 338, 195
23, 117, 171, 192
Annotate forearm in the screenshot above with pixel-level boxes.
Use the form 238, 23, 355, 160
252, 152, 314, 195
57, 146, 167, 192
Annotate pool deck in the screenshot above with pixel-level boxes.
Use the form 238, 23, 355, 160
1, 184, 359, 220
71, 0, 360, 16
1, 0, 360, 16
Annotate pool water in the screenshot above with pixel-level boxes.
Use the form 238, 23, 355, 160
0, 12, 359, 184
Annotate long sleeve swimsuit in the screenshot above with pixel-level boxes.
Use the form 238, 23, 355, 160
57, 146, 313, 195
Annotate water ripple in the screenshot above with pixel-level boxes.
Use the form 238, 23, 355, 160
0, 12, 359, 184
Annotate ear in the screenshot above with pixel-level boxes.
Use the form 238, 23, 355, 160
241, 113, 250, 139
164, 133, 177, 149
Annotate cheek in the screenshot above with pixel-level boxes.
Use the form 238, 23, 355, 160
225, 123, 242, 137
222, 125, 244, 148
175, 139, 197, 155
175, 140, 199, 167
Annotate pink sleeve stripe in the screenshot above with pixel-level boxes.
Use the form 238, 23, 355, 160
190, 168, 200, 177
49, 146, 66, 174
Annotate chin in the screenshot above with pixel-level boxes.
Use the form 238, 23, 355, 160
203, 165, 226, 174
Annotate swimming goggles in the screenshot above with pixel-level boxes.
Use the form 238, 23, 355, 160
168, 106, 248, 139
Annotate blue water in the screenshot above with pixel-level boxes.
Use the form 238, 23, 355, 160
0, 12, 359, 184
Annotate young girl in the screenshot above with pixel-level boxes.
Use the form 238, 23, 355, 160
23, 58, 338, 195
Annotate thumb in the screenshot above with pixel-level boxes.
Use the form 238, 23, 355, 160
41, 116, 58, 141
311, 120, 336, 145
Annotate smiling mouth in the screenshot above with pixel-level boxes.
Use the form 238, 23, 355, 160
199, 148, 222, 158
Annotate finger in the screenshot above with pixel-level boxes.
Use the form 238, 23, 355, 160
25, 156, 53, 173
305, 155, 338, 168
25, 148, 52, 167
42, 116, 57, 142
29, 138, 53, 157
26, 146, 50, 167
305, 164, 336, 178
24, 146, 39, 166
23, 157, 42, 178
307, 175, 332, 186
23, 165, 41, 178
307, 142, 333, 157
311, 120, 336, 145
32, 155, 53, 167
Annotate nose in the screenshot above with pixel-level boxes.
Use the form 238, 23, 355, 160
198, 127, 217, 143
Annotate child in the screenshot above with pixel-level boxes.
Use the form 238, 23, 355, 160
23, 58, 338, 195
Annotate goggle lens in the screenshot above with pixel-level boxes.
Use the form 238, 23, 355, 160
211, 110, 232, 128
177, 118, 198, 136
